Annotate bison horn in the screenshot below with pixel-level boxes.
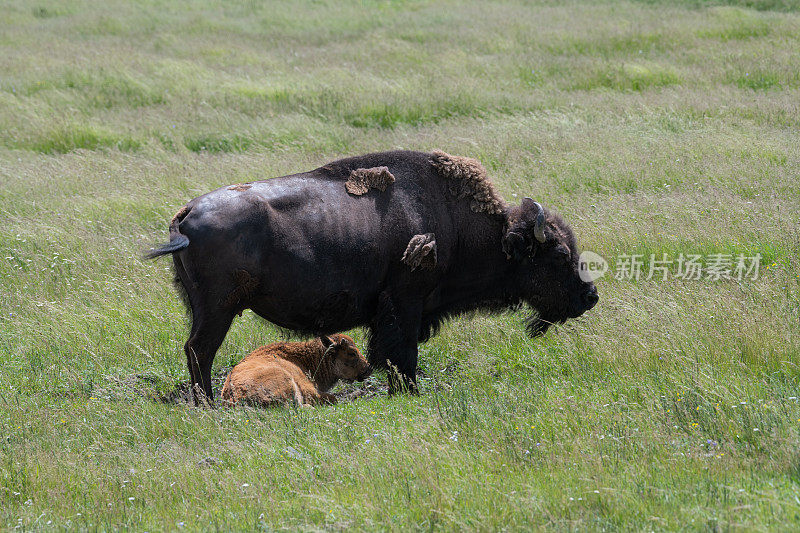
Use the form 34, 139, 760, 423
532, 201, 546, 243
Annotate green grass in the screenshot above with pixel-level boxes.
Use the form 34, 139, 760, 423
22, 123, 142, 154
1, 0, 799, 530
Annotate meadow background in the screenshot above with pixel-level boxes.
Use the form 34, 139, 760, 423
1, 0, 800, 530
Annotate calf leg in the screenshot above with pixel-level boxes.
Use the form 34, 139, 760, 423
303, 391, 338, 406
368, 291, 422, 395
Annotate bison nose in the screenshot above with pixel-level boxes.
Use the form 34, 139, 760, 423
358, 367, 373, 381
583, 286, 599, 310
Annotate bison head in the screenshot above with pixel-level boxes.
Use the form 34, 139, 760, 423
502, 197, 598, 336
320, 334, 372, 382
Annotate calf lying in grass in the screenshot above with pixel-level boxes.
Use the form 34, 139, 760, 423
221, 334, 371, 407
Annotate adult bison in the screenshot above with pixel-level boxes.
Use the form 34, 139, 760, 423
148, 150, 598, 401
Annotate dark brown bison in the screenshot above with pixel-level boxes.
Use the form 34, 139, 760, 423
148, 150, 598, 401
221, 334, 371, 407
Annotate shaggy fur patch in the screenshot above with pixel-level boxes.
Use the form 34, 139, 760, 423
345, 166, 395, 195
429, 150, 505, 215
170, 205, 190, 227
227, 183, 252, 191
401, 233, 437, 271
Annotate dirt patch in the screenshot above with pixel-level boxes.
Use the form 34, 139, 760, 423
91, 370, 232, 404
332, 376, 388, 402
103, 370, 389, 406
96, 370, 391, 406
156, 369, 231, 404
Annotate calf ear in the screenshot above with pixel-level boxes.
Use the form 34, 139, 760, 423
337, 337, 349, 350
502, 231, 529, 260
319, 336, 334, 349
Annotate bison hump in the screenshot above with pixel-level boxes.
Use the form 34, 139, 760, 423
429, 150, 506, 215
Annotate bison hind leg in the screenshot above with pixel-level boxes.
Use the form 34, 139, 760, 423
174, 255, 239, 404
184, 309, 234, 404
180, 285, 236, 403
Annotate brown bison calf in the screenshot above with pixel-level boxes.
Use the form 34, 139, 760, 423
221, 334, 371, 407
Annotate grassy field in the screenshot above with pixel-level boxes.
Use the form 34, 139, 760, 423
2, 0, 800, 530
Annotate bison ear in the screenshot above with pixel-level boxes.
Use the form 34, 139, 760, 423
502, 231, 529, 261
319, 336, 334, 349
521, 197, 537, 210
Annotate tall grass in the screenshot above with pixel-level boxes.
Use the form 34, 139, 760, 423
0, 0, 799, 530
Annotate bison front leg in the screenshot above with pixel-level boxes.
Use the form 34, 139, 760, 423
368, 291, 422, 395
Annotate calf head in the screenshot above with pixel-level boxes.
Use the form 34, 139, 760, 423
320, 334, 372, 382
503, 197, 599, 336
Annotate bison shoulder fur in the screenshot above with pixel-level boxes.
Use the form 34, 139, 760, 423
401, 233, 437, 271
345, 166, 395, 196
429, 150, 506, 215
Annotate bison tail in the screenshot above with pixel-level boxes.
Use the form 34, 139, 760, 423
145, 205, 191, 259
145, 235, 190, 259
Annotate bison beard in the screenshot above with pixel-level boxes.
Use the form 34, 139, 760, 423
526, 315, 553, 337
147, 150, 598, 403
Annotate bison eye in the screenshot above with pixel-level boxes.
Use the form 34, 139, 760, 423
555, 244, 570, 257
